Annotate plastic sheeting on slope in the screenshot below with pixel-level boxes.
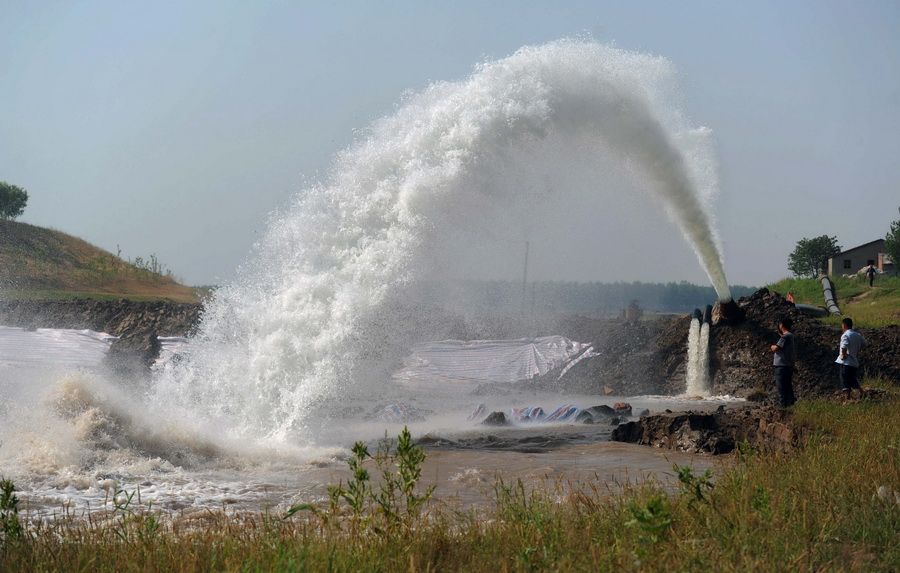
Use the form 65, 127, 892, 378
393, 336, 592, 384
153, 336, 191, 371
0, 326, 116, 369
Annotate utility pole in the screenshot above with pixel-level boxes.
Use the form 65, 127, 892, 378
522, 240, 529, 314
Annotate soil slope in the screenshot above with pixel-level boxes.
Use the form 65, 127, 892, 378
0, 219, 197, 302
557, 288, 899, 398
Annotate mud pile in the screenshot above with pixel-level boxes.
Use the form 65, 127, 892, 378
530, 316, 678, 395
702, 288, 899, 397
0, 299, 201, 337
611, 405, 797, 454
556, 288, 899, 399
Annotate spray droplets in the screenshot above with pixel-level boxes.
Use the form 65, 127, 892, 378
156, 39, 732, 443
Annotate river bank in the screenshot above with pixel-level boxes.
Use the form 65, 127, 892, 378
2, 286, 898, 398
0, 299, 201, 337
2, 390, 896, 572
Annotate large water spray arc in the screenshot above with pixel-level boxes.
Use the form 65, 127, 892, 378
155, 40, 733, 444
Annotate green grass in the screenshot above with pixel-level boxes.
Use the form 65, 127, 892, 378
769, 275, 900, 327
2, 389, 898, 572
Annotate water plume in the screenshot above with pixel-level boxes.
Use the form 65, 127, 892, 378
155, 39, 732, 443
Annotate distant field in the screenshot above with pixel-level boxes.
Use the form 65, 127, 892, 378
769, 275, 900, 328
0, 219, 198, 303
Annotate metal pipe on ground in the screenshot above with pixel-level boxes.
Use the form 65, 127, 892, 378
819, 275, 841, 315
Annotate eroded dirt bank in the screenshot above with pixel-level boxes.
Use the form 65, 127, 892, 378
556, 288, 900, 399
2, 288, 897, 394
0, 299, 203, 372
611, 388, 892, 455
611, 404, 796, 454
0, 298, 201, 336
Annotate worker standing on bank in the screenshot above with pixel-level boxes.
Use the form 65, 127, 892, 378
865, 264, 877, 287
770, 317, 797, 407
836, 317, 866, 400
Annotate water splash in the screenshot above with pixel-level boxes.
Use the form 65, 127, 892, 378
155, 39, 732, 443
698, 321, 711, 393
686, 318, 701, 394
686, 315, 711, 396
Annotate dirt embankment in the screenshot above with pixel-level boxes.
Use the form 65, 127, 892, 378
0, 219, 198, 302
549, 314, 690, 396
611, 405, 797, 454
556, 288, 900, 399
0, 298, 201, 337
611, 388, 893, 455
701, 289, 900, 397
0, 298, 204, 374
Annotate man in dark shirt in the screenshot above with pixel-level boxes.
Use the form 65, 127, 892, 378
865, 264, 877, 287
770, 317, 797, 407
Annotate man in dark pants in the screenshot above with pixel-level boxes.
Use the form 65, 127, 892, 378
865, 264, 877, 287
770, 317, 797, 407
835, 317, 866, 399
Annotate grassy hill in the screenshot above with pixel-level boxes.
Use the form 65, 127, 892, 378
0, 219, 198, 303
769, 275, 900, 328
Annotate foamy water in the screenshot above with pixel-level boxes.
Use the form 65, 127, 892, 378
0, 364, 734, 515
686, 318, 712, 396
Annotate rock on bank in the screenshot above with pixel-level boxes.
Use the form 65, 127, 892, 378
611, 405, 798, 454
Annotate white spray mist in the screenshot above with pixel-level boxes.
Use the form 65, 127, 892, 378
153, 39, 732, 443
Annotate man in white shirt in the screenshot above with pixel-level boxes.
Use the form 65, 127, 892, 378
835, 317, 866, 398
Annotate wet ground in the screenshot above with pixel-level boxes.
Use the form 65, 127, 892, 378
16, 417, 722, 518
1, 326, 736, 519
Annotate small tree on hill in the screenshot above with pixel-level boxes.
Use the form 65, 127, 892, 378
788, 235, 841, 278
0, 182, 28, 220
886, 217, 900, 269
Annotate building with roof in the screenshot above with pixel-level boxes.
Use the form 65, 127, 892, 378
826, 239, 894, 276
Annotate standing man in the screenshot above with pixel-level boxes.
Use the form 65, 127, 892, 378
770, 317, 797, 407
835, 317, 866, 399
865, 264, 877, 287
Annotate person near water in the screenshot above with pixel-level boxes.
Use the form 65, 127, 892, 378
770, 316, 797, 407
865, 263, 877, 287
835, 317, 866, 399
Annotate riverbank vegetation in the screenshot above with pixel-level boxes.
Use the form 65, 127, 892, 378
769, 275, 900, 327
2, 387, 897, 572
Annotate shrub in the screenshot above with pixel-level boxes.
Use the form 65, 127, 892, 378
0, 181, 28, 220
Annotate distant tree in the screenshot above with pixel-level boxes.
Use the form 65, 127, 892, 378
0, 182, 28, 220
885, 218, 900, 269
788, 235, 841, 278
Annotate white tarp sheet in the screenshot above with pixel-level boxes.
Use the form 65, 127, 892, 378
394, 336, 592, 383
152, 336, 191, 371
0, 326, 116, 369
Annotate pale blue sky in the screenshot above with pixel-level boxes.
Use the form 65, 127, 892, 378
2, 1, 899, 286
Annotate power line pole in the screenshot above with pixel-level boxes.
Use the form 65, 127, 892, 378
522, 240, 529, 314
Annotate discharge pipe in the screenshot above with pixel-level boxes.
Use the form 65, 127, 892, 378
819, 275, 841, 316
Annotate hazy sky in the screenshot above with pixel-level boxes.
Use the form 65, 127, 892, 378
3, 1, 899, 287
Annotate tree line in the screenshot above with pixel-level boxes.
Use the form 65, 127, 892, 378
0, 182, 28, 220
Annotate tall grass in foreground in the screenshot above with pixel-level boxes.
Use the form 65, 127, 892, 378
2, 396, 899, 572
